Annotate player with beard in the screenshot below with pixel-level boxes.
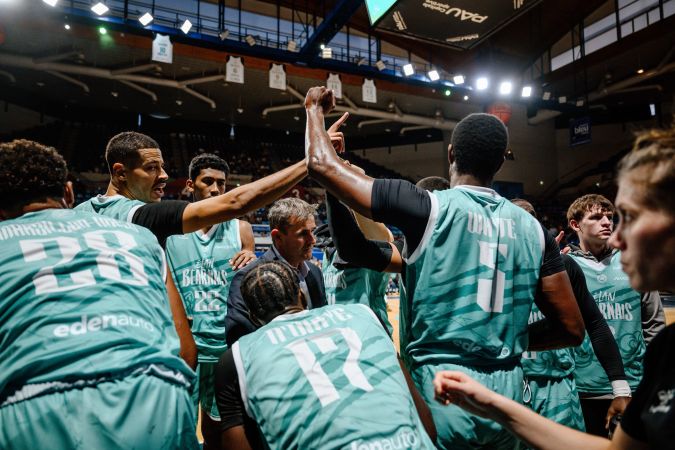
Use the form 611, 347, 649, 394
566, 194, 664, 435
165, 153, 256, 450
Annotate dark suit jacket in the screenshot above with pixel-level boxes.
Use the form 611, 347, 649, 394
225, 248, 327, 346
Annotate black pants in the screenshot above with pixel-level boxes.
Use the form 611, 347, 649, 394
580, 397, 612, 437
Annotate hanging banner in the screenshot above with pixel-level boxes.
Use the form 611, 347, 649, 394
362, 79, 377, 103
570, 116, 591, 147
269, 64, 286, 90
327, 73, 342, 99
226, 56, 244, 84
151, 34, 173, 64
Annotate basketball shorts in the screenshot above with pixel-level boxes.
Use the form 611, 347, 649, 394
523, 374, 586, 431
413, 362, 523, 450
0, 373, 199, 450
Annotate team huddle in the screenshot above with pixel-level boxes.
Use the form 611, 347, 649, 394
0, 86, 673, 450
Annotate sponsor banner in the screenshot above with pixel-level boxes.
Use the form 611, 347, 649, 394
152, 34, 173, 63
374, 0, 538, 50
570, 116, 591, 147
226, 56, 244, 84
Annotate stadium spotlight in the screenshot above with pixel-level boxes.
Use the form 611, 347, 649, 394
463, 95, 469, 101
321, 47, 332, 59
453, 75, 465, 85
402, 63, 414, 76
375, 60, 386, 71
64, 24, 71, 30
287, 40, 297, 51
558, 96, 567, 104
43, 0, 58, 6
637, 68, 644, 74
180, 19, 193, 34
98, 26, 107, 35
320, 44, 326, 50
499, 81, 513, 95
428, 69, 440, 81
476, 77, 488, 90
139, 12, 153, 26
91, 2, 109, 15
444, 89, 451, 96
576, 99, 584, 107
245, 34, 256, 46
542, 91, 551, 100
219, 29, 230, 40
521, 86, 532, 97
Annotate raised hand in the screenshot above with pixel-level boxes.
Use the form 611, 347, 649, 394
327, 112, 349, 153
305, 86, 336, 115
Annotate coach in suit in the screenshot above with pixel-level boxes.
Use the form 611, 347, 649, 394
225, 197, 326, 345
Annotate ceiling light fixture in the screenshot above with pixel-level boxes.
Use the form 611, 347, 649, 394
375, 60, 386, 71
428, 69, 440, 81
453, 75, 465, 85
91, 2, 109, 16
476, 77, 488, 90
139, 12, 153, 26
521, 86, 532, 97
180, 19, 193, 34
245, 35, 256, 46
64, 24, 71, 30
402, 63, 414, 76
499, 81, 513, 95
219, 29, 229, 40
43, 0, 58, 6
287, 40, 297, 51
321, 47, 332, 59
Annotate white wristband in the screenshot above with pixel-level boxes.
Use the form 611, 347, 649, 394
612, 380, 632, 398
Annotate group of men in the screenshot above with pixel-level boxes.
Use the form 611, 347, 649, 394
0, 85, 665, 449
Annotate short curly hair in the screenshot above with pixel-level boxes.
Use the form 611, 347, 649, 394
451, 113, 509, 182
188, 153, 230, 181
0, 139, 68, 209
566, 194, 614, 224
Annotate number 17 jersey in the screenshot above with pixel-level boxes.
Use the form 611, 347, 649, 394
233, 304, 435, 450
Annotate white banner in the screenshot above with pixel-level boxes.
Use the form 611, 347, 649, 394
151, 34, 173, 64
226, 56, 244, 84
269, 64, 286, 90
327, 73, 342, 99
362, 79, 377, 104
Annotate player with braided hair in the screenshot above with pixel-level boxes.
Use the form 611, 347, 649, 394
214, 261, 437, 450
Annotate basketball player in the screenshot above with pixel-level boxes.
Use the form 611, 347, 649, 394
165, 153, 256, 449
566, 194, 664, 435
0, 140, 198, 449
215, 261, 437, 450
304, 86, 584, 449
433, 127, 675, 449
512, 199, 629, 431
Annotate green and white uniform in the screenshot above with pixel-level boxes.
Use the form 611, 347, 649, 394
570, 249, 646, 394
322, 249, 394, 335
74, 194, 144, 222
522, 307, 585, 431
232, 304, 435, 450
0, 209, 197, 450
403, 186, 545, 449
166, 221, 241, 420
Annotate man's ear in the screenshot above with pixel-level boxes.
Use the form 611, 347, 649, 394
63, 181, 75, 208
271, 228, 281, 244
112, 162, 126, 180
185, 179, 195, 194
569, 219, 581, 233
447, 144, 454, 165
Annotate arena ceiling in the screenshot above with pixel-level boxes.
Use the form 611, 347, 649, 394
0, 1, 673, 141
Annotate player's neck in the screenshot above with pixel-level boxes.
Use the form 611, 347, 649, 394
5, 198, 66, 219
579, 239, 610, 259
105, 181, 135, 201
450, 174, 490, 189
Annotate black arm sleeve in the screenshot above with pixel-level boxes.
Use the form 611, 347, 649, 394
326, 193, 393, 272
215, 349, 245, 431
131, 200, 188, 247
563, 254, 626, 381
539, 225, 566, 277
371, 179, 431, 258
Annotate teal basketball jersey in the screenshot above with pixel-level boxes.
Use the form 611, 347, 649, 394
0, 209, 194, 405
233, 304, 435, 450
166, 221, 241, 362
75, 195, 144, 222
322, 250, 394, 335
403, 186, 544, 368
522, 305, 576, 379
570, 250, 645, 393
